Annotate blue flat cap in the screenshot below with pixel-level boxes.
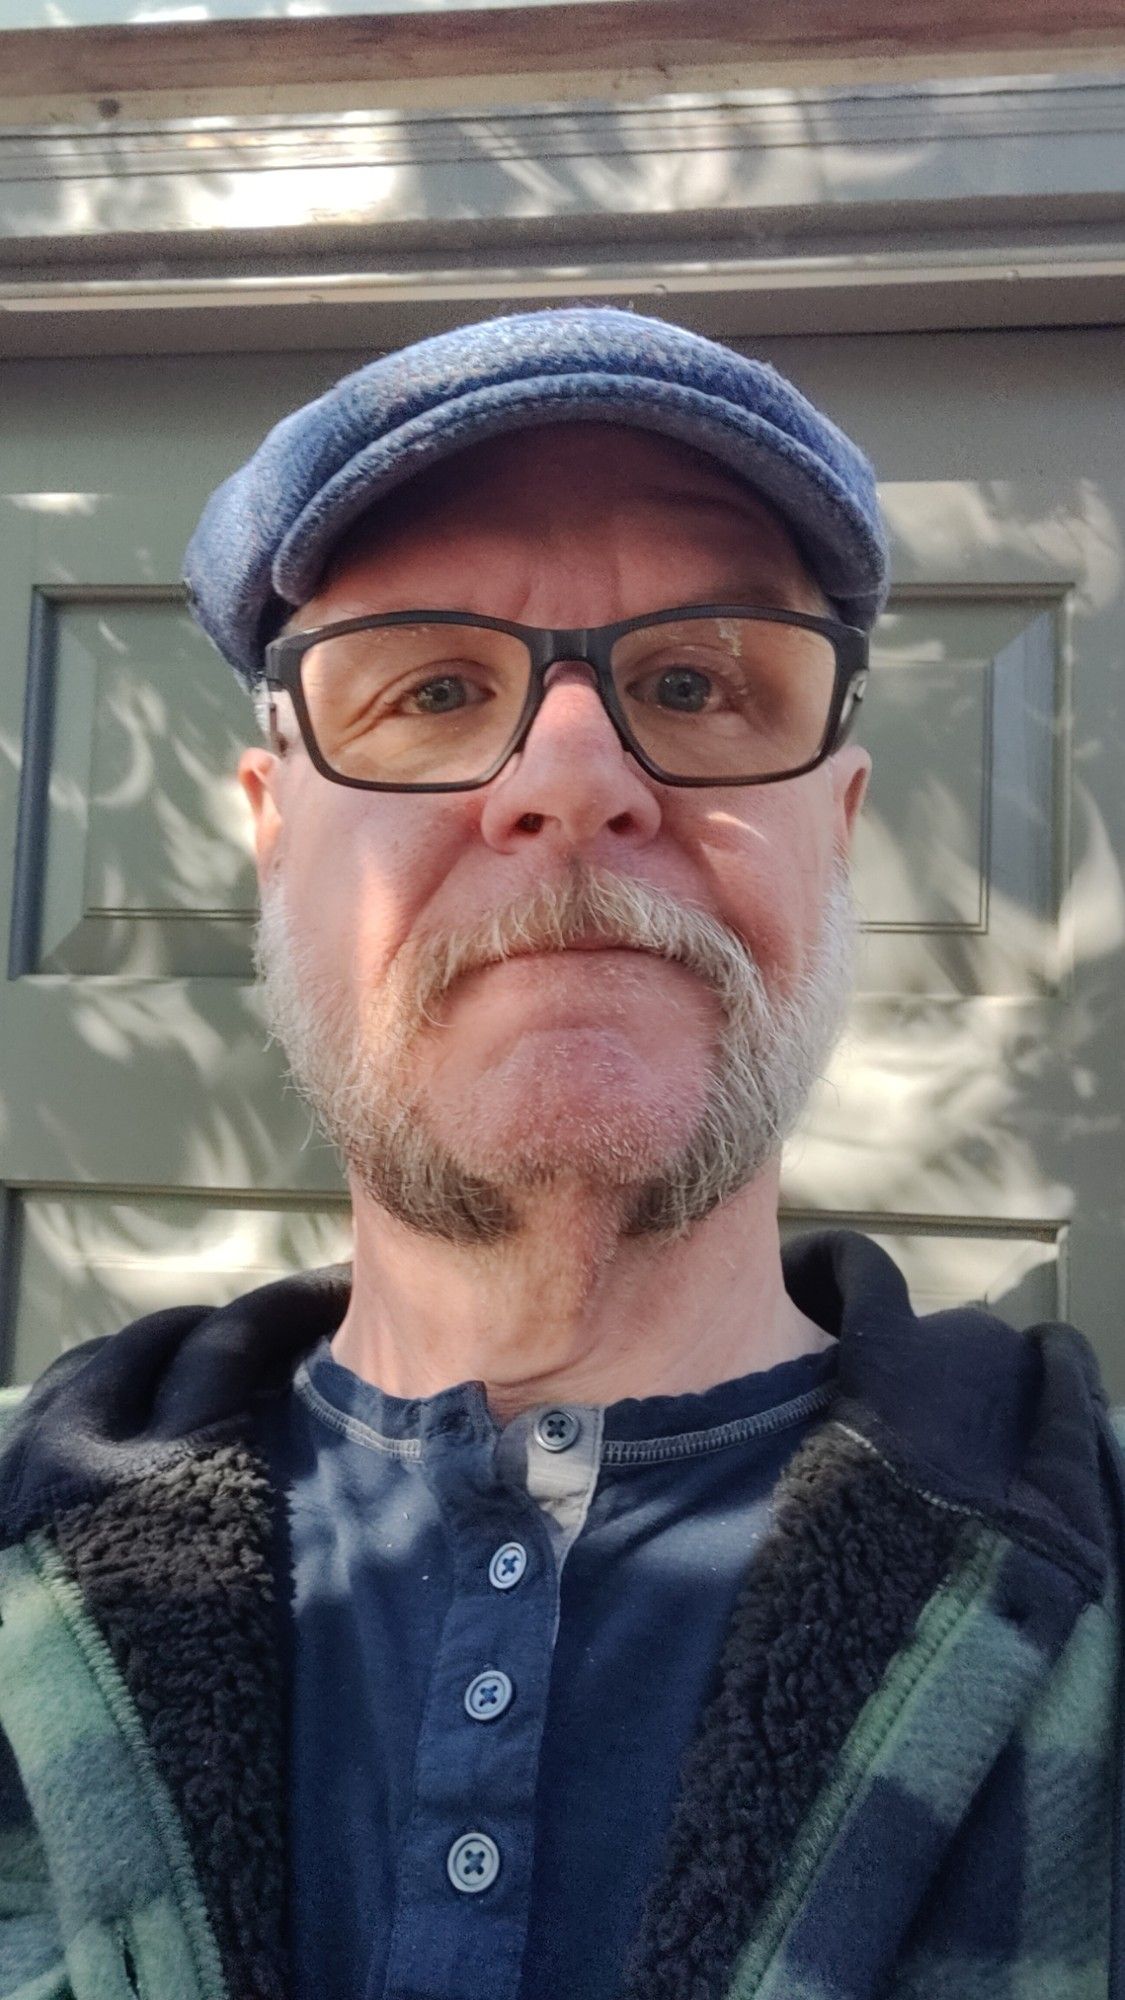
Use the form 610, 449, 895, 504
184, 306, 889, 691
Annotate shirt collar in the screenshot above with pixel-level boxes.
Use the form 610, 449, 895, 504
299, 1334, 838, 1456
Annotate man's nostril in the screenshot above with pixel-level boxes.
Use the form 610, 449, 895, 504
517, 813, 544, 834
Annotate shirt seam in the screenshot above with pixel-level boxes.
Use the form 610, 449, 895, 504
293, 1362, 424, 1459
601, 1381, 836, 1465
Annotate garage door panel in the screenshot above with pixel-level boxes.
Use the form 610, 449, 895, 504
23, 591, 255, 977
855, 590, 1063, 997
7, 1187, 353, 1386
0, 979, 338, 1190
783, 994, 1070, 1223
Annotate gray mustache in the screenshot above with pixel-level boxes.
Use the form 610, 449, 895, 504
405, 867, 763, 1026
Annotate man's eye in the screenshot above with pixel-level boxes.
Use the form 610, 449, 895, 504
403, 673, 489, 715
630, 665, 717, 714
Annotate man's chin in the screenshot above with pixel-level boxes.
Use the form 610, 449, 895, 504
334, 1086, 719, 1246
424, 1078, 709, 1190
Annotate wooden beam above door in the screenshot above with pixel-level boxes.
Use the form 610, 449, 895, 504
4, 0, 1125, 129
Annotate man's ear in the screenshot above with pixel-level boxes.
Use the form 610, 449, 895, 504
832, 744, 871, 853
238, 748, 285, 877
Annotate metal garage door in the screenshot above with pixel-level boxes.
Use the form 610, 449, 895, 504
1, 326, 1121, 1386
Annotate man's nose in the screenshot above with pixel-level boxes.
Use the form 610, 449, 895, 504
477, 664, 662, 854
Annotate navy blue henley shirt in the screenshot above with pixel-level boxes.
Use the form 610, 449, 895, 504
260, 1336, 837, 2000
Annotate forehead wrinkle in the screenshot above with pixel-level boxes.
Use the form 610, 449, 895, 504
290, 455, 827, 629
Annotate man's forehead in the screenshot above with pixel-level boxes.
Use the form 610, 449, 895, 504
315, 421, 813, 591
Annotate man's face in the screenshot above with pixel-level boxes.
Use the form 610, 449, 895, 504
238, 424, 870, 1241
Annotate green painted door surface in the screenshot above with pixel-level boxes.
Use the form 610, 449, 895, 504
1, 329, 1122, 1386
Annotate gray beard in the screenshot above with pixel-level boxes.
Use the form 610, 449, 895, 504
254, 860, 857, 1245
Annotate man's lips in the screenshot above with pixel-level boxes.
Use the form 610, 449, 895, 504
481, 941, 664, 967
425, 942, 710, 1027
444, 943, 667, 991
512, 940, 650, 953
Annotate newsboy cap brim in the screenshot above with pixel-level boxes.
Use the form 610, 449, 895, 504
183, 308, 890, 691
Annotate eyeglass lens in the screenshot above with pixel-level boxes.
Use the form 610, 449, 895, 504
296, 616, 839, 785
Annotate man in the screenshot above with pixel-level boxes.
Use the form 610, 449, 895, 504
0, 307, 1120, 2000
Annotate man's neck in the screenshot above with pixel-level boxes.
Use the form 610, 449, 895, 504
329, 1171, 832, 1423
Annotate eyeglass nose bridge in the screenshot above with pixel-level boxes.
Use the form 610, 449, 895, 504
505, 627, 636, 770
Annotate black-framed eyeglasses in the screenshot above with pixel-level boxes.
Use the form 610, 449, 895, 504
262, 603, 869, 793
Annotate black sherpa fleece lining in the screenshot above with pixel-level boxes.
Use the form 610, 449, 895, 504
50, 1436, 287, 2000
623, 1426, 963, 2000
45, 1419, 960, 2000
